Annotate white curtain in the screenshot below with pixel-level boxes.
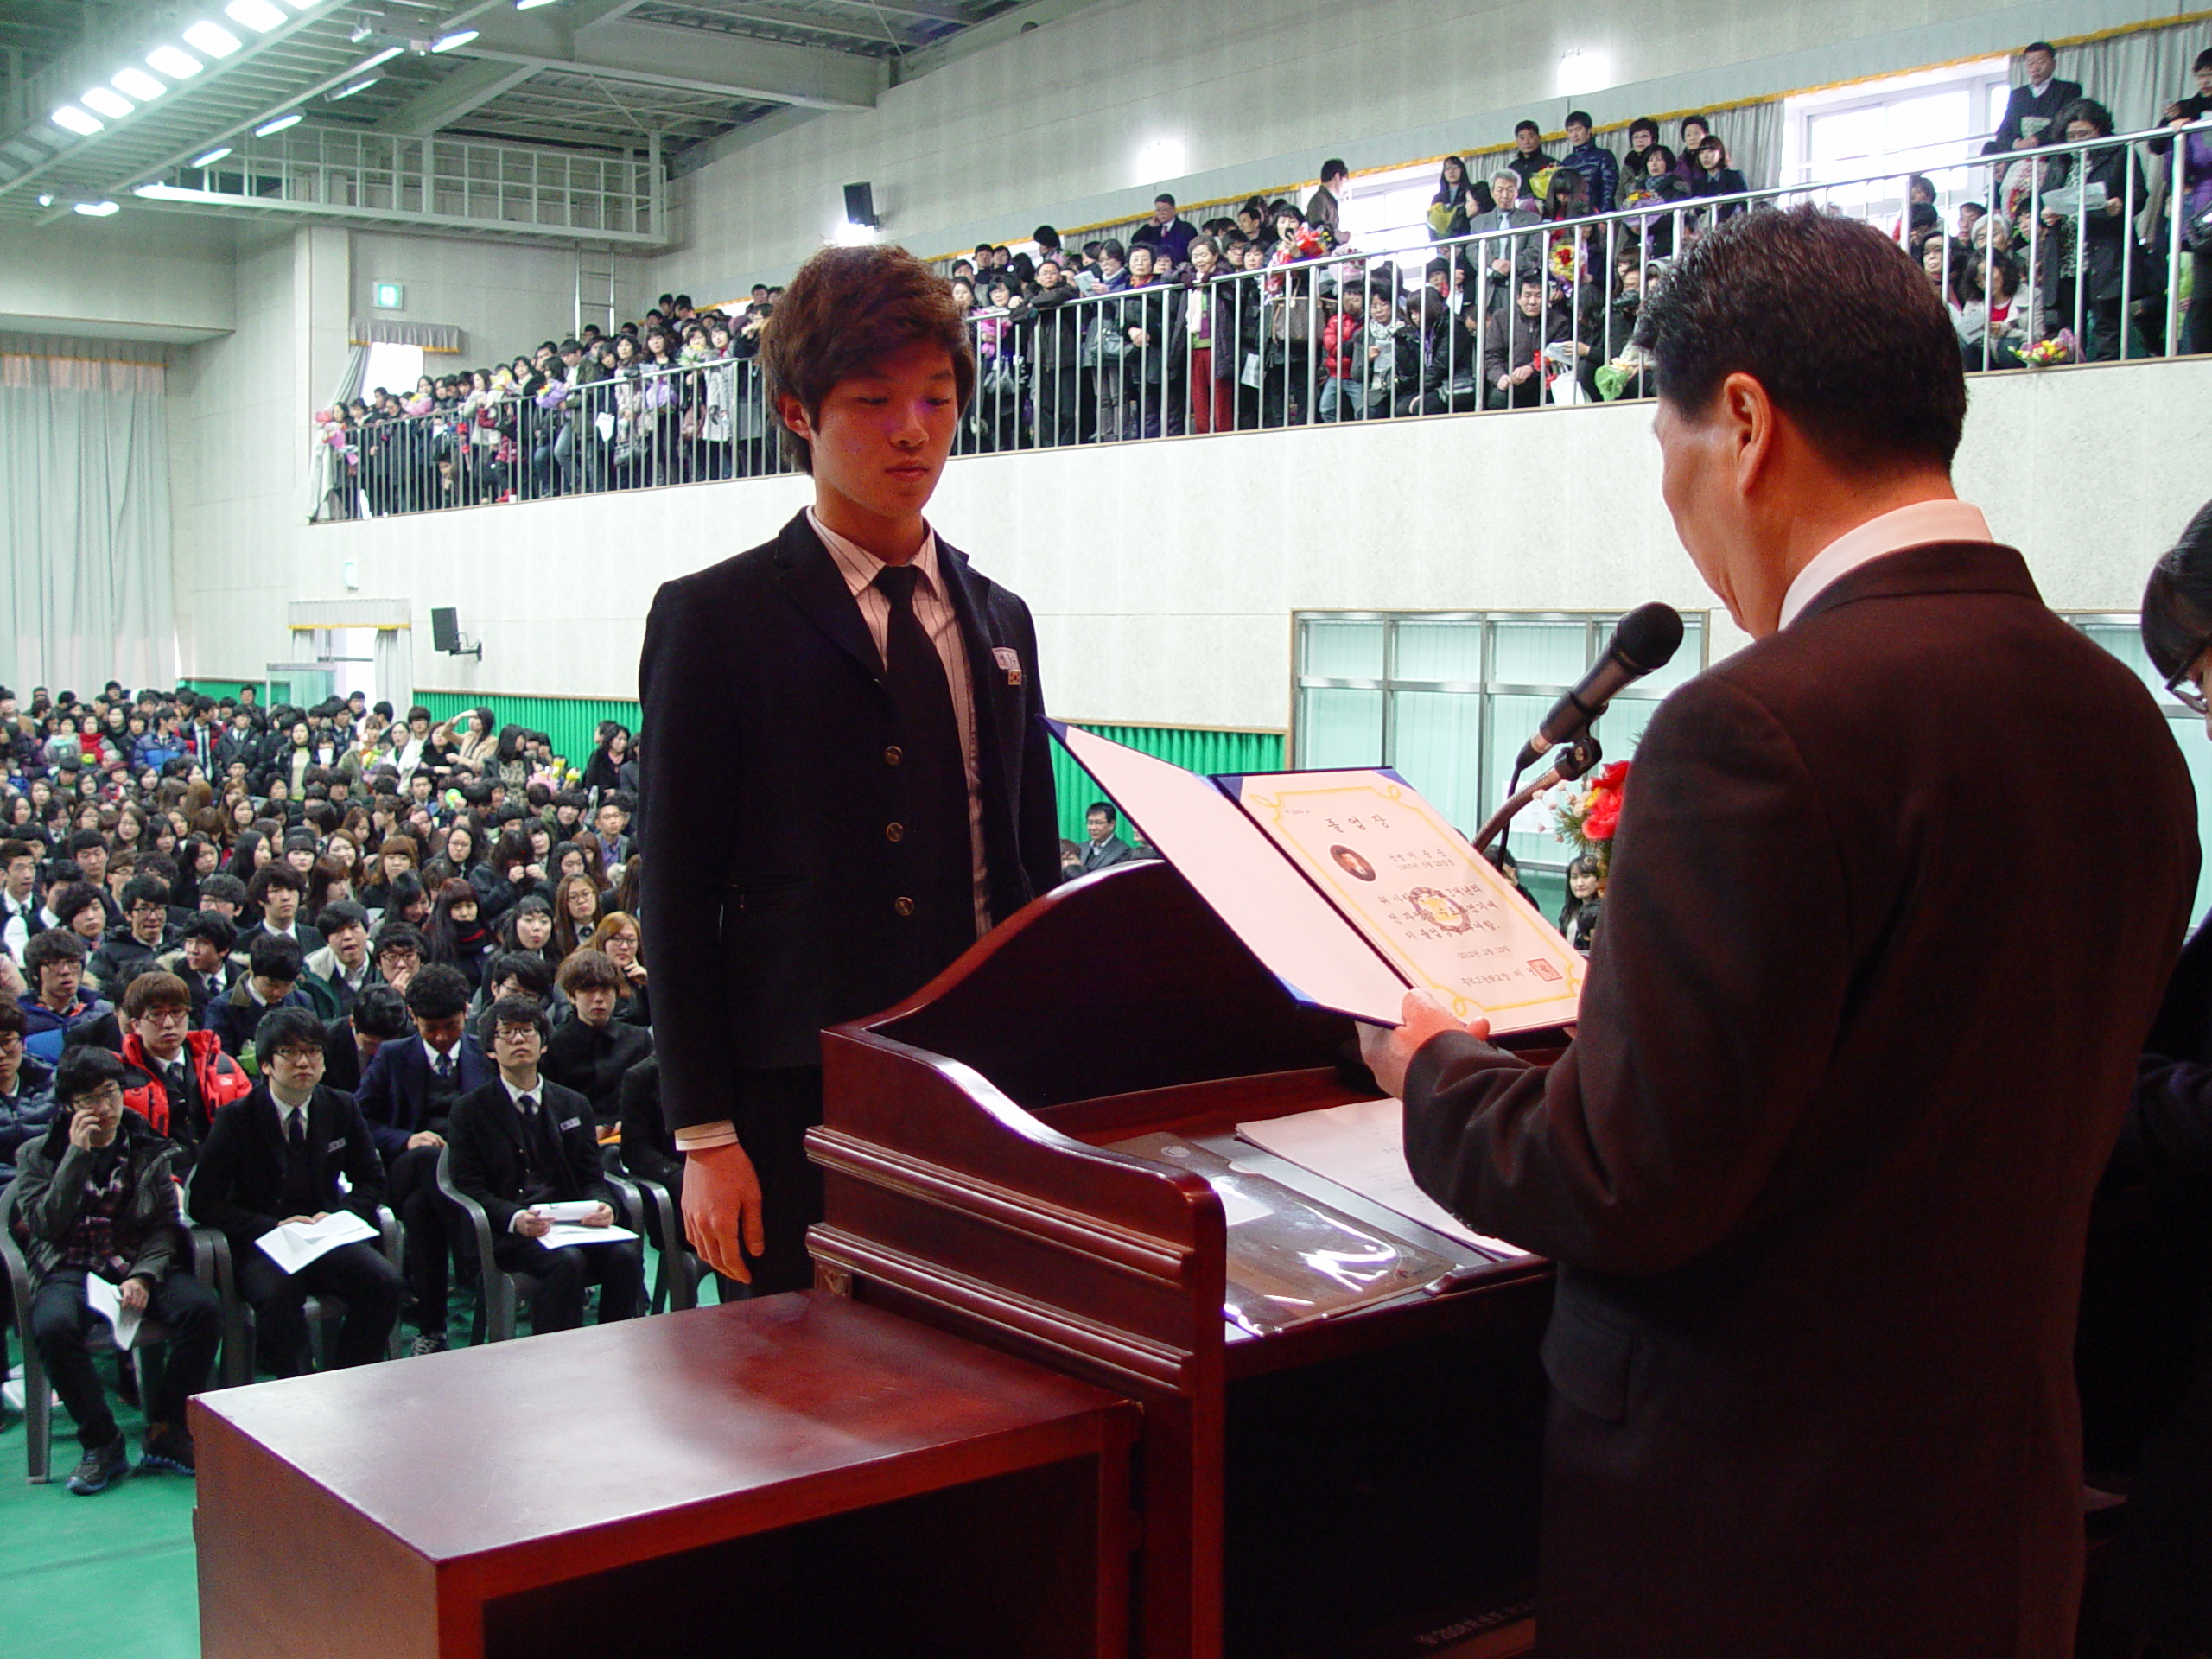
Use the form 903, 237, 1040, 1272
0, 353, 174, 695
373, 626, 412, 719
2041, 23, 2212, 137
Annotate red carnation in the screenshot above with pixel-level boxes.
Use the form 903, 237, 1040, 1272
1585, 793, 1621, 840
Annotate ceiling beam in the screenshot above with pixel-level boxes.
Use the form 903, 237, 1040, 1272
815, 0, 972, 23
382, 59, 541, 137
626, 6, 922, 49
447, 13, 882, 112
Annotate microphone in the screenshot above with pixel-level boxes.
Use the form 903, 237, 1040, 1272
1513, 603, 1685, 774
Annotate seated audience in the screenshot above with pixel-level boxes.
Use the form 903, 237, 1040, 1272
189, 1007, 403, 1377
543, 950, 653, 1125
0, 997, 57, 1184
205, 933, 312, 1059
118, 970, 251, 1166
21, 930, 111, 1064
448, 995, 644, 1334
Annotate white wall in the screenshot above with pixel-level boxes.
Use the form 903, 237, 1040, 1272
233, 356, 2212, 735
654, 0, 2185, 296
0, 213, 237, 343
348, 232, 582, 367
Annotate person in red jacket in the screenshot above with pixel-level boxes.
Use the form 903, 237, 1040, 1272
117, 970, 251, 1166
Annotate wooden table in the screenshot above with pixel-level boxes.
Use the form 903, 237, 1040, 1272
193, 1292, 1141, 1659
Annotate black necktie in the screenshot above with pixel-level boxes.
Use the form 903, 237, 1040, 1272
281, 1109, 315, 1217
874, 565, 976, 982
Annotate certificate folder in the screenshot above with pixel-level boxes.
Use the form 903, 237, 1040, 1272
1052, 724, 1582, 1033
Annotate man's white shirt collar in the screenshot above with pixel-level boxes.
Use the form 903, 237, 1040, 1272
809, 507, 942, 600
1778, 499, 1993, 629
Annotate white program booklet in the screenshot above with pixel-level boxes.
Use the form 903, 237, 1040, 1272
83, 1273, 144, 1351
255, 1209, 379, 1275
1237, 1098, 1534, 1261
535, 1222, 639, 1249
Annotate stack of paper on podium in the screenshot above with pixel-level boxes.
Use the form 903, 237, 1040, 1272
1053, 726, 1581, 1033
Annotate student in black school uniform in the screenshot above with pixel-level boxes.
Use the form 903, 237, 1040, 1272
188, 1007, 402, 1376
447, 995, 643, 1334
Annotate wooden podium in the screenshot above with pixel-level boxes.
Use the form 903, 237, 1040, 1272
810, 859, 1555, 1659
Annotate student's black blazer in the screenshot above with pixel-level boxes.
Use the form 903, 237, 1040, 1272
190, 1083, 387, 1248
638, 509, 1060, 1128
446, 1076, 607, 1233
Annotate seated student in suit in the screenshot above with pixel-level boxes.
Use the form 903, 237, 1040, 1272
13, 1046, 221, 1494
117, 970, 251, 1168
1077, 801, 1135, 873
543, 950, 652, 1126
86, 874, 175, 996
204, 933, 312, 1059
19, 929, 114, 1065
156, 912, 240, 1027
0, 836, 42, 960
467, 950, 564, 1050
354, 963, 493, 1355
236, 864, 324, 964
189, 1007, 402, 1377
448, 995, 643, 1335
323, 981, 410, 1096
300, 899, 376, 1020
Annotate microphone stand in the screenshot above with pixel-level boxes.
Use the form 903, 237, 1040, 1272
1471, 734, 1601, 857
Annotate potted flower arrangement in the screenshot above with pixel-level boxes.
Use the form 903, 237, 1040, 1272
1551, 760, 1631, 880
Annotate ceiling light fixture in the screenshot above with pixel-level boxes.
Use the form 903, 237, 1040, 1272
181, 21, 243, 58
330, 74, 382, 99
224, 0, 289, 33
36, 192, 54, 206
111, 68, 167, 101
74, 200, 121, 217
50, 105, 104, 136
80, 87, 136, 119
146, 46, 204, 79
190, 145, 233, 167
254, 111, 303, 136
431, 29, 480, 51
516, 0, 562, 10
356, 46, 403, 69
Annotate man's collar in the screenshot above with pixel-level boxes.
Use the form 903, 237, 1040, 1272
808, 505, 940, 597
1778, 499, 1993, 629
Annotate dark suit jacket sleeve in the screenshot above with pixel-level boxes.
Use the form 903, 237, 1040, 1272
638, 575, 744, 1134
191, 1102, 283, 1241
354, 1045, 410, 1159
331, 1090, 388, 1217
1008, 597, 1065, 906
619, 1065, 684, 1188
1401, 672, 1854, 1274
448, 1087, 521, 1232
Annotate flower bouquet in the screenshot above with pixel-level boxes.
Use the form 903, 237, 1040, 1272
2022, 329, 2078, 367
1552, 760, 1631, 879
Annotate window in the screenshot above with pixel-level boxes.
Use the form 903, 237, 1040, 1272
2070, 615, 2212, 922
1782, 58, 2012, 221
1294, 611, 1708, 918
1339, 162, 1447, 261
360, 341, 423, 402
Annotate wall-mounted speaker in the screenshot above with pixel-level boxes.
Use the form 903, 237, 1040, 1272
429, 607, 480, 659
843, 181, 879, 228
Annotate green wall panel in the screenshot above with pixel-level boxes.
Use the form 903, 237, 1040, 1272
1050, 724, 1284, 845
416, 692, 641, 777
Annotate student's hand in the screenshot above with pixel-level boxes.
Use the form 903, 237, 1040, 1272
406, 1130, 444, 1150
67, 1109, 103, 1151
2014, 135, 2038, 151
683, 1141, 765, 1284
119, 1277, 151, 1313
582, 1203, 613, 1228
512, 1209, 553, 1239
524, 863, 546, 881
623, 961, 647, 985
280, 1214, 316, 1227
1356, 989, 1492, 1101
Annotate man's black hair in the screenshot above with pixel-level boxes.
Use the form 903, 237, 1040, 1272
487, 950, 555, 998
255, 1005, 327, 1059
1633, 205, 1966, 474
43, 860, 83, 890
120, 874, 170, 912
1320, 158, 1348, 182
490, 992, 551, 1044
248, 862, 305, 901
248, 932, 305, 983
54, 1046, 126, 1105
318, 899, 370, 936
180, 912, 238, 951
2024, 40, 2056, 58
68, 829, 107, 855
1155, 193, 1177, 207
350, 982, 413, 1041
199, 872, 248, 907
24, 928, 89, 972
601, 790, 635, 815
1086, 801, 1118, 825
1566, 110, 1593, 129
404, 962, 471, 1020
1515, 119, 1541, 137
51, 882, 106, 927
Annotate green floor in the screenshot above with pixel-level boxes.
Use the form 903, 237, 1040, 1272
2, 1324, 202, 1659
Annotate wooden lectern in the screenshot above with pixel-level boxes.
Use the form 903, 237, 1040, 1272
810, 860, 1556, 1659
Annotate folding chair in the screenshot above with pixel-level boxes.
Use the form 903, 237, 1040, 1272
435, 1145, 542, 1344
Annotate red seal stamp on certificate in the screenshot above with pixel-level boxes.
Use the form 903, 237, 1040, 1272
1407, 887, 1472, 935
1527, 958, 1563, 982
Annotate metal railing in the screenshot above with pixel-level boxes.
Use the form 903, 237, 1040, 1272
310, 116, 2212, 522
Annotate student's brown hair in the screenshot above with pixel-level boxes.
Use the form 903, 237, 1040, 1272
122, 970, 193, 1020
761, 244, 976, 474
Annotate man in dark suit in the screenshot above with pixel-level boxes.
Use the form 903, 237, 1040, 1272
543, 950, 652, 1124
354, 963, 493, 1353
1984, 41, 2085, 155
157, 912, 240, 1028
640, 245, 1060, 1292
203, 933, 313, 1058
1077, 800, 1136, 874
1360, 207, 2200, 1659
188, 1007, 402, 1376
447, 995, 641, 1334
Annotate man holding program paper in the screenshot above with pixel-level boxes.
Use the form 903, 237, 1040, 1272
1358, 208, 2200, 1658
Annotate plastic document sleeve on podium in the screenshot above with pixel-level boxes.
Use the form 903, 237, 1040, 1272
1053, 726, 1580, 1033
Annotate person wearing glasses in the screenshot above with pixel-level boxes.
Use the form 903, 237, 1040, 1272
189, 1007, 403, 1379
118, 970, 252, 1168
13, 1047, 222, 1494
86, 874, 175, 998
0, 998, 56, 1186
2088, 503, 2212, 1651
